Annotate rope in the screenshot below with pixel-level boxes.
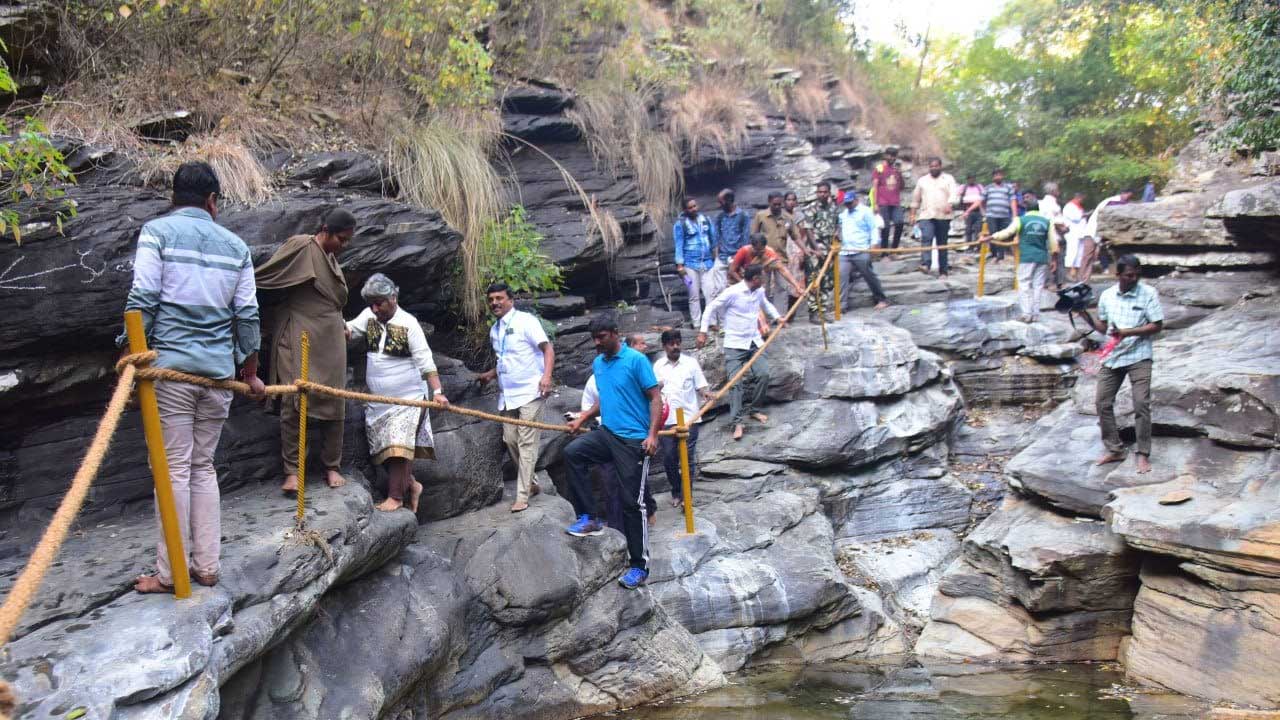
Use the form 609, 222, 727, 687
296, 332, 309, 529
657, 242, 840, 436
0, 362, 139, 720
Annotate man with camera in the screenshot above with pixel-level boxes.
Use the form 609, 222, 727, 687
1067, 255, 1164, 474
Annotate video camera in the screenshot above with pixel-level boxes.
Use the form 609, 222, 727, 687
1054, 283, 1094, 314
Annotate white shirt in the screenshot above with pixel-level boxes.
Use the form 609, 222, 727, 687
653, 353, 709, 425
1039, 195, 1061, 221
1086, 194, 1125, 240
489, 309, 550, 410
581, 375, 598, 413
700, 280, 780, 350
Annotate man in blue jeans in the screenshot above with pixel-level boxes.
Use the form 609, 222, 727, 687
564, 314, 662, 589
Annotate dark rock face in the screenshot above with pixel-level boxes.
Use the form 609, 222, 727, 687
0, 182, 462, 525
221, 498, 724, 720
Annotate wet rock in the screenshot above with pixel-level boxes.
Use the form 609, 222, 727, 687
1124, 561, 1280, 709
222, 498, 724, 719
503, 113, 582, 142
0, 480, 418, 719
916, 496, 1139, 662
1104, 446, 1280, 577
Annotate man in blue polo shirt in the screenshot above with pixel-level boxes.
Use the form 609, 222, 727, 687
564, 314, 662, 589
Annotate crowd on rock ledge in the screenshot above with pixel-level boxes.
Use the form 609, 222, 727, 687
119, 154, 1164, 594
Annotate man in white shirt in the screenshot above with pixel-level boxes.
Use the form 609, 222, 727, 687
697, 264, 784, 440
909, 157, 960, 278
477, 282, 556, 513
653, 329, 710, 509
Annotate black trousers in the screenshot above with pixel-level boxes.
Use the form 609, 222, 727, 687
659, 424, 699, 500
565, 428, 650, 571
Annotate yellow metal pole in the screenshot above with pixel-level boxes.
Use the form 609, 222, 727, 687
296, 331, 309, 530
976, 241, 989, 298
831, 241, 842, 321
124, 310, 192, 599
677, 407, 694, 535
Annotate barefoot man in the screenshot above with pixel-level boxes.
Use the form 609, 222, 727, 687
256, 208, 357, 494
1070, 254, 1164, 474
697, 264, 785, 440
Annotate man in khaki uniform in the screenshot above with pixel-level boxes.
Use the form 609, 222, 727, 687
751, 191, 800, 310
256, 208, 357, 495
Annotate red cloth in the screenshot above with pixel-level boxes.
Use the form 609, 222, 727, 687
871, 161, 904, 207
731, 245, 781, 274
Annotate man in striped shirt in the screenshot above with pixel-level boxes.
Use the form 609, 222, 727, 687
978, 168, 1017, 262
121, 161, 265, 593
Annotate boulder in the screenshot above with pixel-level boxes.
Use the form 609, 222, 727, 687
697, 382, 962, 473
916, 496, 1139, 662
221, 498, 724, 720
647, 489, 893, 671
0, 480, 418, 719
1104, 446, 1280, 577
814, 448, 973, 542
1124, 561, 1280, 709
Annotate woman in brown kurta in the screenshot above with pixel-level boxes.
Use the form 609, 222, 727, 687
255, 208, 356, 494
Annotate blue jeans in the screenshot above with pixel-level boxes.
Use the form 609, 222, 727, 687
918, 219, 952, 274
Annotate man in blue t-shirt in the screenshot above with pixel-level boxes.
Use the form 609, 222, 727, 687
564, 314, 662, 589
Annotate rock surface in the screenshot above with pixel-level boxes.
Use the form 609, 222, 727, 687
0, 480, 418, 719
1124, 561, 1280, 708
221, 497, 725, 720
916, 496, 1139, 662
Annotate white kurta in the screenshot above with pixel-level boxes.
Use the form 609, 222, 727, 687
346, 306, 438, 464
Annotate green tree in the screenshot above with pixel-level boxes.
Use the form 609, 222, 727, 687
1, 53, 76, 243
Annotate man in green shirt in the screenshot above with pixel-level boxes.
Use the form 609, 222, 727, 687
984, 195, 1054, 323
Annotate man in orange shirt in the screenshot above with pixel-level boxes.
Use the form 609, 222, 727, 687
728, 234, 804, 297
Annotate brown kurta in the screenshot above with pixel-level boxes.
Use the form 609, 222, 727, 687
255, 234, 349, 420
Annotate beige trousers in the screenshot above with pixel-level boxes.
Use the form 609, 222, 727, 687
154, 380, 232, 584
280, 398, 344, 476
502, 397, 545, 503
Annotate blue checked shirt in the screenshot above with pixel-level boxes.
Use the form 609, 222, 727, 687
1097, 282, 1163, 369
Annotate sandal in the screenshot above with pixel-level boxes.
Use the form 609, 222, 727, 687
510, 501, 529, 513
192, 571, 219, 587
134, 574, 174, 594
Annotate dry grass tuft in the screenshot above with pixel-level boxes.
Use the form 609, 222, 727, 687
837, 71, 942, 160
664, 81, 763, 164
390, 115, 507, 325
588, 202, 625, 274
569, 78, 684, 224
137, 135, 275, 206
788, 77, 830, 126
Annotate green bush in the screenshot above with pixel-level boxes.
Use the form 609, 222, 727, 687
1, 56, 77, 243
471, 205, 564, 299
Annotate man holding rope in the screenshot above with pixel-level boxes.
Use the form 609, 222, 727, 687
564, 315, 662, 589
697, 264, 784, 441
119, 161, 266, 594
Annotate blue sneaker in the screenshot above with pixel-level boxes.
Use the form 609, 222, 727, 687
566, 514, 605, 537
618, 568, 649, 589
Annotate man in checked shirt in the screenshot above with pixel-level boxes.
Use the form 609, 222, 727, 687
1070, 254, 1164, 474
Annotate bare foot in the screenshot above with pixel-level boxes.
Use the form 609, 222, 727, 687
375, 497, 404, 512
874, 301, 890, 311
326, 469, 347, 488
670, 495, 683, 508
732, 424, 745, 441
408, 479, 424, 513
1095, 451, 1127, 466
751, 412, 769, 425
281, 474, 298, 494
647, 513, 656, 528
1135, 454, 1153, 474
134, 575, 173, 594
510, 501, 529, 513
